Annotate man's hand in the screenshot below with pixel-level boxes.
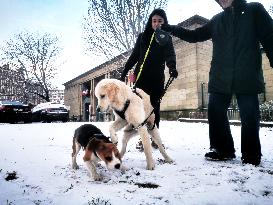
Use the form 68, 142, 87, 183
161, 24, 175, 33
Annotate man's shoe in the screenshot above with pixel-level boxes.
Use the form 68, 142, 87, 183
242, 157, 261, 166
205, 151, 236, 161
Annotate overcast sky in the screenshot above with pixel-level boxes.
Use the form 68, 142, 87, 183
0, 0, 272, 89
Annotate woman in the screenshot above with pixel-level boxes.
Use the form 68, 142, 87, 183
120, 8, 178, 129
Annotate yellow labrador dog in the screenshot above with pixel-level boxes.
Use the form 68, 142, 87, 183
95, 78, 173, 170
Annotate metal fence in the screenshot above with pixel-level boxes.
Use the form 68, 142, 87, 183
187, 108, 272, 122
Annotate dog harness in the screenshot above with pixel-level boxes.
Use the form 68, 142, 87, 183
114, 100, 130, 120
116, 75, 175, 130
114, 88, 145, 120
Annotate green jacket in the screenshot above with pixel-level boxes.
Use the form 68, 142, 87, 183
170, 0, 273, 94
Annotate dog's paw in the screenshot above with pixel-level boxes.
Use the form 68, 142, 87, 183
93, 174, 103, 181
146, 160, 155, 170
72, 164, 79, 170
165, 157, 174, 164
110, 135, 118, 145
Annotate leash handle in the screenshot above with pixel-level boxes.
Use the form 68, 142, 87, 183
159, 77, 174, 102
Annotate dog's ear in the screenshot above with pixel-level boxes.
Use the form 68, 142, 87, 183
106, 83, 119, 102
87, 138, 103, 151
97, 144, 106, 151
84, 138, 103, 161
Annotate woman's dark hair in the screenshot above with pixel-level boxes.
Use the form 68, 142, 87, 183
142, 8, 168, 43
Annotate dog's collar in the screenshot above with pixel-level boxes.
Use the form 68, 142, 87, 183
114, 100, 130, 120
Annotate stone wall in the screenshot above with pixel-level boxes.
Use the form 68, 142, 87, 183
263, 55, 273, 101
161, 34, 212, 111
64, 83, 81, 119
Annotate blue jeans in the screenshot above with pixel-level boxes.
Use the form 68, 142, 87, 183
208, 93, 261, 159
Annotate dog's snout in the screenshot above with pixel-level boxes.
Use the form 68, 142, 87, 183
96, 106, 101, 112
115, 163, 121, 169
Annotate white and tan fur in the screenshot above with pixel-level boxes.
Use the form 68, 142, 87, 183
72, 124, 123, 181
95, 79, 173, 170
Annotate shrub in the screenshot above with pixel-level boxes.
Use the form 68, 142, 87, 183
260, 100, 273, 121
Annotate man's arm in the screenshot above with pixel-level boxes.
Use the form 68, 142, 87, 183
161, 21, 212, 43
255, 3, 273, 68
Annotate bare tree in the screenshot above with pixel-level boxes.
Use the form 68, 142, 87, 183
83, 0, 168, 60
1, 32, 61, 102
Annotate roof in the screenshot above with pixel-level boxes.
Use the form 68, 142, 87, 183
63, 50, 130, 86
178, 15, 209, 28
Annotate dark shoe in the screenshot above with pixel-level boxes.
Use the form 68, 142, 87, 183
242, 157, 261, 166
205, 151, 236, 161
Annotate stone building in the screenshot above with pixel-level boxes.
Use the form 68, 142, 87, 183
0, 64, 65, 105
0, 64, 44, 105
49, 89, 65, 104
63, 15, 273, 121
0, 64, 25, 101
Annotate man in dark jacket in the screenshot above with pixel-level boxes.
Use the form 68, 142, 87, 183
162, 0, 273, 166
120, 8, 178, 128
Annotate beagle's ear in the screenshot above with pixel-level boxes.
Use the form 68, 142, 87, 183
87, 138, 103, 151
97, 144, 106, 151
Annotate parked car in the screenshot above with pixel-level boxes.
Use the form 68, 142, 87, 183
0, 100, 32, 123
32, 102, 69, 123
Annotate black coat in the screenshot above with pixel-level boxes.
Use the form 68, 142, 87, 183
122, 32, 176, 98
170, 0, 273, 94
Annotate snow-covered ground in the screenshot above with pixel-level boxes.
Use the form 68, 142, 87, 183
0, 121, 273, 205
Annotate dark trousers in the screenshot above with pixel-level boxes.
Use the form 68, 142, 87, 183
150, 94, 161, 128
136, 81, 162, 128
208, 93, 261, 159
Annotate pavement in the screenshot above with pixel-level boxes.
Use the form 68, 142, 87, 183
178, 118, 273, 128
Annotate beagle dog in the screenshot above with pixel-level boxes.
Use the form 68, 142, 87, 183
72, 124, 122, 181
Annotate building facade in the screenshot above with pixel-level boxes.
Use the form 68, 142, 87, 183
49, 89, 64, 104
0, 64, 65, 105
0, 64, 44, 105
0, 64, 25, 102
63, 15, 273, 121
